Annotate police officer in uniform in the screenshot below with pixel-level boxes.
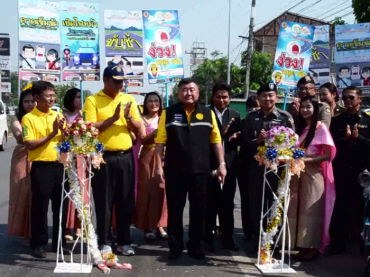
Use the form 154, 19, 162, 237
240, 83, 294, 252
154, 78, 226, 260
318, 82, 346, 118
288, 75, 332, 127
329, 86, 370, 254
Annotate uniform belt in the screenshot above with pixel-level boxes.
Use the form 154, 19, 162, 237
104, 148, 132, 157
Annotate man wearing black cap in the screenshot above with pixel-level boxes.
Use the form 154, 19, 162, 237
84, 64, 142, 256
240, 83, 294, 252
288, 75, 331, 127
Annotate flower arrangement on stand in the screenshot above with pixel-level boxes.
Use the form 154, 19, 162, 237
254, 126, 305, 265
57, 118, 132, 274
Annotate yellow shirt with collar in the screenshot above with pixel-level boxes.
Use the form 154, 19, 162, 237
83, 90, 141, 151
22, 107, 64, 162
155, 109, 222, 144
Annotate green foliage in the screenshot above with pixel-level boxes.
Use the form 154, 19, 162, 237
353, 0, 370, 23
241, 51, 273, 86
54, 82, 78, 106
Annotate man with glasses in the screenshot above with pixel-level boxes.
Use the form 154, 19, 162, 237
288, 75, 332, 127
329, 86, 370, 254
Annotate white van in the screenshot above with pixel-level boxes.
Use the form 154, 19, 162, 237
0, 99, 8, 151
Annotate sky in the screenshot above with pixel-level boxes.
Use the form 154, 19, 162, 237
1, 0, 355, 95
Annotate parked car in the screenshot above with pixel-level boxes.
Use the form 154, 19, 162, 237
0, 99, 8, 151
73, 47, 99, 66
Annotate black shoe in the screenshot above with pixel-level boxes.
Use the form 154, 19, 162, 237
203, 241, 215, 252
221, 237, 240, 251
33, 246, 46, 259
328, 244, 345, 255
168, 251, 182, 260
187, 241, 205, 260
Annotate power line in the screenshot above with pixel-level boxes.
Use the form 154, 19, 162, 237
316, 2, 350, 18
320, 6, 352, 20
295, 0, 323, 14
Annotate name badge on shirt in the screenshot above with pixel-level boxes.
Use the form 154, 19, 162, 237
174, 114, 183, 122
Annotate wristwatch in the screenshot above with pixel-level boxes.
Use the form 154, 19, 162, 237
219, 162, 226, 167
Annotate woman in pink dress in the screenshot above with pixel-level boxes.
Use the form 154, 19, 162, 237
8, 88, 36, 246
134, 92, 168, 240
288, 96, 336, 261
62, 88, 88, 240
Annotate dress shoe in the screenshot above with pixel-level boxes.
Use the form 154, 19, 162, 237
203, 241, 215, 252
168, 251, 182, 260
187, 241, 205, 260
328, 244, 345, 255
33, 246, 46, 259
221, 236, 240, 251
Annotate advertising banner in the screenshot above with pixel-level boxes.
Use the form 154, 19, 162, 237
0, 33, 11, 94
335, 24, 370, 88
308, 25, 331, 86
142, 10, 184, 84
271, 21, 315, 95
60, 2, 100, 81
104, 10, 144, 87
18, 0, 61, 82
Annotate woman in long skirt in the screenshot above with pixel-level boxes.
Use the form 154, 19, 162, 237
134, 92, 168, 240
288, 96, 336, 260
62, 88, 89, 240
8, 88, 36, 246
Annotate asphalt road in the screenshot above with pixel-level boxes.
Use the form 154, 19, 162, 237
0, 138, 366, 276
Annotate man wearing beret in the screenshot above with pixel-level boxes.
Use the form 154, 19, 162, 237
240, 83, 294, 253
84, 64, 142, 256
288, 75, 332, 127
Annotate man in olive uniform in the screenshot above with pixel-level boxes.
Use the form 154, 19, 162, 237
288, 75, 332, 127
240, 83, 294, 252
329, 86, 370, 254
154, 78, 227, 260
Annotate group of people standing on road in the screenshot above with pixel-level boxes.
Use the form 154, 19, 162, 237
7, 63, 370, 264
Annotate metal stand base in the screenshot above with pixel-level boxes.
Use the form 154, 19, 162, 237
54, 263, 93, 274
255, 263, 296, 274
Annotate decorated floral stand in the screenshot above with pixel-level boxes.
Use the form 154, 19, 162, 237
254, 126, 305, 274
54, 119, 132, 274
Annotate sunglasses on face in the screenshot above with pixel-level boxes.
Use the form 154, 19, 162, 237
342, 95, 355, 101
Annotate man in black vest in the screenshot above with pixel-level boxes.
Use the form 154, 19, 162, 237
155, 78, 226, 260
204, 82, 241, 252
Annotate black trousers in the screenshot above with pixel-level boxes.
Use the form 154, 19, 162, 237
248, 162, 280, 247
92, 151, 135, 246
330, 166, 365, 247
205, 168, 237, 242
238, 162, 253, 238
165, 173, 209, 254
30, 161, 69, 249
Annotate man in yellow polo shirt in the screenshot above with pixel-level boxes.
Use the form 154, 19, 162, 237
22, 81, 69, 259
154, 78, 227, 260
84, 64, 141, 256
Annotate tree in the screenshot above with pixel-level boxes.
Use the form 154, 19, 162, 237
241, 51, 273, 90
169, 84, 179, 105
54, 82, 78, 107
353, 0, 370, 23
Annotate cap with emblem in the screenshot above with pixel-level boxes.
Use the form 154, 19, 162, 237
103, 64, 125, 80
297, 75, 315, 87
257, 83, 277, 95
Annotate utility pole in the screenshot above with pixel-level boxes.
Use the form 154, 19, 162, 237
244, 0, 256, 99
206, 69, 209, 105
185, 41, 207, 77
227, 0, 231, 84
